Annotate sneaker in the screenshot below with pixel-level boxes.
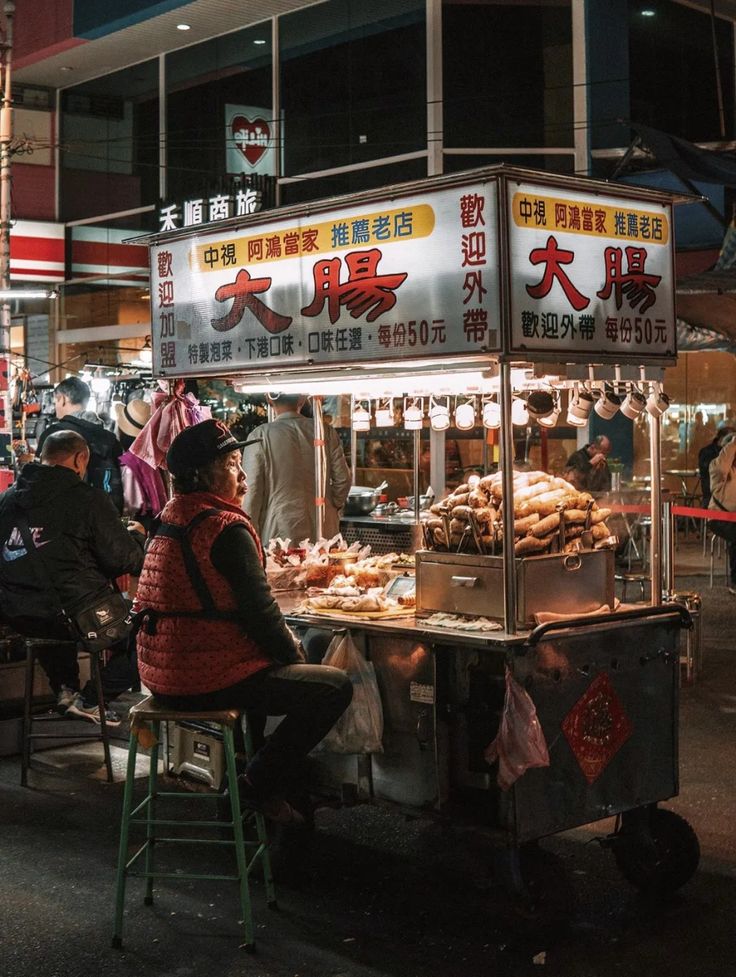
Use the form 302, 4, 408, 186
56, 685, 77, 715
66, 694, 122, 728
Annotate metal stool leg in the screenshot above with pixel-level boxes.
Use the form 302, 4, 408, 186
112, 725, 140, 949
143, 720, 161, 906
91, 651, 114, 783
21, 642, 35, 787
243, 721, 277, 910
224, 725, 256, 952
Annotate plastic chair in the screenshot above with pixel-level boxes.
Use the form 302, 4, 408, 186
112, 697, 277, 953
22, 638, 113, 787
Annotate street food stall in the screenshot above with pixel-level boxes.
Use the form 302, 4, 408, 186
142, 165, 699, 899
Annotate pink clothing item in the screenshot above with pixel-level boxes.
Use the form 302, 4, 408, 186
129, 381, 211, 469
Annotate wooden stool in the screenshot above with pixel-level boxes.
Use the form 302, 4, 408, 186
112, 697, 277, 953
22, 638, 113, 787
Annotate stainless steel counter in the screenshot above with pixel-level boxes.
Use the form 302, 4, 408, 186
276, 591, 528, 648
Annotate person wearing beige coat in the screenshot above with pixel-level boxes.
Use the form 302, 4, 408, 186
708, 432, 736, 593
243, 394, 351, 545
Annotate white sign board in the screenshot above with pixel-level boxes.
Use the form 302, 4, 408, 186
150, 182, 501, 376
225, 104, 278, 176
507, 180, 676, 361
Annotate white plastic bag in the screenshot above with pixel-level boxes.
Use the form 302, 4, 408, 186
484, 667, 550, 790
318, 631, 384, 754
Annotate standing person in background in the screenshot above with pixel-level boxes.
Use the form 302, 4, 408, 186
564, 435, 612, 493
699, 421, 734, 507
243, 393, 351, 543
708, 432, 736, 595
37, 377, 124, 513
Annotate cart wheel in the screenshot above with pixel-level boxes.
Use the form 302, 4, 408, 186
612, 808, 700, 895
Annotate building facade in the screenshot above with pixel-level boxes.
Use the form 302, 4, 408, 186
5, 0, 736, 473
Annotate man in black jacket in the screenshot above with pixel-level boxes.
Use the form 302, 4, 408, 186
37, 376, 125, 513
0, 431, 145, 724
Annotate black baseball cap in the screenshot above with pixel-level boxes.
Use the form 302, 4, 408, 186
166, 419, 260, 477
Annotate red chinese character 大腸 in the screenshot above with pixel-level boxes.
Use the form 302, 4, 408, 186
210, 268, 292, 334
596, 246, 662, 313
301, 248, 408, 324
525, 235, 590, 312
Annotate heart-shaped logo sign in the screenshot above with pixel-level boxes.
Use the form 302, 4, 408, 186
231, 115, 271, 167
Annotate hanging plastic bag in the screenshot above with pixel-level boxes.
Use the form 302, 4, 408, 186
318, 631, 384, 754
484, 667, 550, 790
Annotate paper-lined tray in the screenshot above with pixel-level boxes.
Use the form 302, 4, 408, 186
296, 603, 415, 621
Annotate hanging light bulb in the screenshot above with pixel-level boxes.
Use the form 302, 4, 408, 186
511, 396, 529, 427
429, 395, 450, 431
537, 393, 561, 428
482, 395, 501, 429
403, 397, 424, 430
374, 397, 394, 427
138, 337, 153, 367
454, 395, 476, 431
352, 397, 371, 431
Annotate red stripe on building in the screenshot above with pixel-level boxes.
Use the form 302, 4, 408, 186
11, 236, 65, 262
71, 240, 149, 269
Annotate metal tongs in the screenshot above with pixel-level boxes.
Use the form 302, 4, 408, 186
467, 509, 486, 554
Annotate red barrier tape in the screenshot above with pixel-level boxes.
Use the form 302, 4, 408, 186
608, 503, 736, 522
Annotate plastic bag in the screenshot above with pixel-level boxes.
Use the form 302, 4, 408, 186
484, 667, 550, 790
318, 631, 384, 754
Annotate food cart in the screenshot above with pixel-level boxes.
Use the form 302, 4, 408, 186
141, 165, 699, 900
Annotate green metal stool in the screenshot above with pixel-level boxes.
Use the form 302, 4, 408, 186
112, 696, 277, 953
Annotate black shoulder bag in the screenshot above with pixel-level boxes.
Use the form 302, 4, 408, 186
15, 510, 133, 652
134, 509, 240, 636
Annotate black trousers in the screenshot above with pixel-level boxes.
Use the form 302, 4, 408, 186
155, 663, 353, 797
36, 635, 138, 705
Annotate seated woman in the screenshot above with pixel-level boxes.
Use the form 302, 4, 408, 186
134, 420, 352, 823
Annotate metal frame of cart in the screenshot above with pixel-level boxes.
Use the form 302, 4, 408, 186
138, 165, 701, 898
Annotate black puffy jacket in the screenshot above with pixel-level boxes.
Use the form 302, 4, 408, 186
0, 463, 144, 636
38, 415, 124, 513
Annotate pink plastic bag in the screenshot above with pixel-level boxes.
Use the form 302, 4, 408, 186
484, 667, 550, 790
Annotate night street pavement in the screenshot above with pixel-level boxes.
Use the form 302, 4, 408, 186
1, 558, 734, 977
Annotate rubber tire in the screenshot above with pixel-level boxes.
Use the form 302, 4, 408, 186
612, 808, 700, 895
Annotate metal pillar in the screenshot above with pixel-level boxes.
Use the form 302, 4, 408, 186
649, 412, 662, 605
0, 2, 14, 469
499, 361, 517, 634
313, 396, 326, 540
413, 428, 421, 525
662, 498, 675, 598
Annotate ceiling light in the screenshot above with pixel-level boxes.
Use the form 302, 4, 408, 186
253, 39, 266, 45
0, 288, 57, 299
640, 9, 655, 16
176, 23, 191, 31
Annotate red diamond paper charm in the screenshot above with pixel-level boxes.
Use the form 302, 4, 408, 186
562, 672, 633, 785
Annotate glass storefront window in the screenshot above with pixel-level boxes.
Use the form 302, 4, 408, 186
166, 25, 273, 203
280, 157, 427, 206
629, 0, 735, 142
60, 61, 159, 221
443, 153, 575, 175
443, 0, 573, 150
659, 350, 736, 490
58, 213, 154, 374
280, 0, 426, 176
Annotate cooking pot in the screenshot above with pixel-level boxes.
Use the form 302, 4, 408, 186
343, 483, 386, 516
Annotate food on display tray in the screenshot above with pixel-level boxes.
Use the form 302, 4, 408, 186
425, 471, 613, 556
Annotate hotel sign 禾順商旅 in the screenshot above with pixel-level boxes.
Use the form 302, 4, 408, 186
150, 183, 501, 376
506, 180, 676, 363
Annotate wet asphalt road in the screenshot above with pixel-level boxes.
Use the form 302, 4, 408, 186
1, 569, 735, 977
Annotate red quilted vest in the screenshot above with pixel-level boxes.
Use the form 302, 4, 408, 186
135, 492, 272, 696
